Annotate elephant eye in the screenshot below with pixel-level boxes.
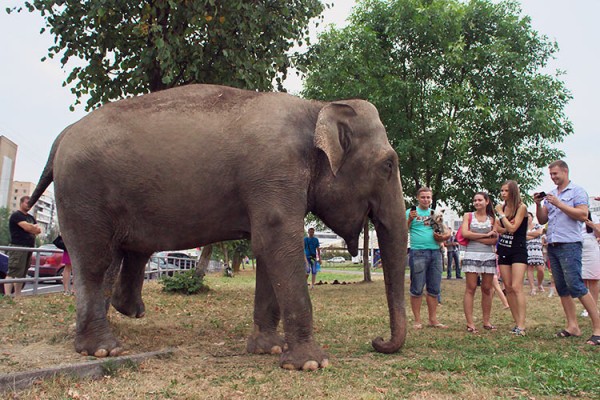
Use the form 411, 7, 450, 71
385, 159, 393, 170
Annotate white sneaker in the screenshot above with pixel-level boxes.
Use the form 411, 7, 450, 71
548, 288, 555, 298
581, 310, 589, 317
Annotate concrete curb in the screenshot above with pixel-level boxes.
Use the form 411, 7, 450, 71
0, 348, 174, 393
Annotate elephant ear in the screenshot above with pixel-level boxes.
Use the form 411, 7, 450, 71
314, 102, 358, 176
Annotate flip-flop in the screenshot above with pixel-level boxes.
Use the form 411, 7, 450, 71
466, 326, 479, 334
556, 329, 580, 338
413, 323, 423, 330
585, 335, 600, 345
483, 324, 497, 331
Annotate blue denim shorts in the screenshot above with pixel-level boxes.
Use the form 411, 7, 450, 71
409, 249, 442, 297
305, 256, 318, 275
547, 242, 588, 298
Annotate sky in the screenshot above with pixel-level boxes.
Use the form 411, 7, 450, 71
0, 0, 598, 198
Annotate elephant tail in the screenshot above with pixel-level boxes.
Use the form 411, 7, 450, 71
28, 126, 71, 208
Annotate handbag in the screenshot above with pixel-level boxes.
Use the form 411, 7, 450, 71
53, 235, 66, 251
455, 213, 473, 247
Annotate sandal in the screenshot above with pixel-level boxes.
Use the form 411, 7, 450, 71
413, 323, 423, 330
585, 335, 600, 345
511, 327, 526, 336
556, 329, 579, 338
428, 323, 449, 329
483, 324, 497, 331
466, 326, 479, 334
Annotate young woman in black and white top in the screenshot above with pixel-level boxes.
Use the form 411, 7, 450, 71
495, 180, 529, 336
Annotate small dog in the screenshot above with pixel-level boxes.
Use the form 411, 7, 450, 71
429, 210, 447, 235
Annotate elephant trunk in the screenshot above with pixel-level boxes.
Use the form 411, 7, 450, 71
371, 183, 408, 353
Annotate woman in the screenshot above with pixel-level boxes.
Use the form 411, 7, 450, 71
526, 212, 545, 295
581, 212, 600, 317
461, 192, 499, 333
495, 181, 529, 336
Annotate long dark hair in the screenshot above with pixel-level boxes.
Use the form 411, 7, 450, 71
474, 191, 495, 221
503, 180, 522, 219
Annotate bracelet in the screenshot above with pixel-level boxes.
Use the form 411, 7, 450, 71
498, 214, 505, 220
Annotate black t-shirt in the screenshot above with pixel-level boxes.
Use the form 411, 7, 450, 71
9, 211, 37, 247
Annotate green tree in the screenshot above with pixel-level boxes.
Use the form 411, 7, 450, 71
301, 0, 571, 212
0, 207, 11, 246
8, 0, 325, 110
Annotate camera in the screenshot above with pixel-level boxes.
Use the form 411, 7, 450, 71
536, 191, 546, 199
410, 205, 417, 211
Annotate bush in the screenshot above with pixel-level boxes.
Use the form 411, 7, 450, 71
159, 271, 209, 295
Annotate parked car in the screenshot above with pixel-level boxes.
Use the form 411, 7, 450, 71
27, 244, 65, 282
327, 256, 346, 263
155, 251, 196, 269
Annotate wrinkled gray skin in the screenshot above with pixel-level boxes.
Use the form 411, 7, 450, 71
29, 84, 408, 370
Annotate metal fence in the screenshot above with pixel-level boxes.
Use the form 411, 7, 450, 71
0, 245, 200, 296
0, 245, 62, 296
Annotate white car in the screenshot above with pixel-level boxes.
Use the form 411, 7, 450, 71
327, 257, 346, 263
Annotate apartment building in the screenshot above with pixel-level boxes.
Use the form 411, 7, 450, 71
11, 181, 57, 235
0, 136, 18, 209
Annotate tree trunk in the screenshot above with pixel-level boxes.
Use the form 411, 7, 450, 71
232, 251, 242, 273
194, 244, 213, 279
220, 242, 230, 268
363, 218, 372, 282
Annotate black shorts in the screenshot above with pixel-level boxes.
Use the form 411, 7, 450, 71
497, 245, 528, 265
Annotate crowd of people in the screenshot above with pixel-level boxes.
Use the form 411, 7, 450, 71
407, 160, 600, 346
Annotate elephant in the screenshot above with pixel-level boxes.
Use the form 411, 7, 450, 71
28, 84, 409, 370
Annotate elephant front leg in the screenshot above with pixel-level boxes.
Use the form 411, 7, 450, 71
252, 228, 329, 370
247, 260, 286, 355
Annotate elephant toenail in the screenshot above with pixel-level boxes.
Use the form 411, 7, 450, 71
94, 349, 109, 357
302, 361, 319, 371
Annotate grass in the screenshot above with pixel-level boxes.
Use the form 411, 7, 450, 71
0, 269, 599, 399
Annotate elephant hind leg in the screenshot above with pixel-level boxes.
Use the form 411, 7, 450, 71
247, 258, 286, 355
73, 246, 124, 357
111, 250, 150, 318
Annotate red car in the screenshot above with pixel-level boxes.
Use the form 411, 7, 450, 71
27, 244, 65, 282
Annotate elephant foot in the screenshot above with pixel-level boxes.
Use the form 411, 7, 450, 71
280, 342, 329, 371
247, 326, 286, 355
111, 294, 145, 318
75, 319, 123, 358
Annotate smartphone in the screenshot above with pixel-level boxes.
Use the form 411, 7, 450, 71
410, 205, 417, 211
537, 191, 546, 199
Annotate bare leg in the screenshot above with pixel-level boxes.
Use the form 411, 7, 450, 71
511, 263, 527, 329
579, 292, 600, 338
62, 264, 72, 293
481, 274, 494, 327
4, 281, 14, 298
426, 294, 443, 326
500, 264, 528, 329
536, 265, 545, 291
492, 274, 509, 308
584, 279, 599, 306
527, 265, 536, 295
411, 295, 423, 328
559, 295, 581, 336
463, 272, 478, 329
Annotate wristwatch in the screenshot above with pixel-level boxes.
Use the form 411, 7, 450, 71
498, 214, 505, 220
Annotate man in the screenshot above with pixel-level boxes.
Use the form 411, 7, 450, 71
407, 187, 451, 329
445, 229, 461, 279
304, 228, 321, 289
535, 160, 600, 345
3, 196, 41, 298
